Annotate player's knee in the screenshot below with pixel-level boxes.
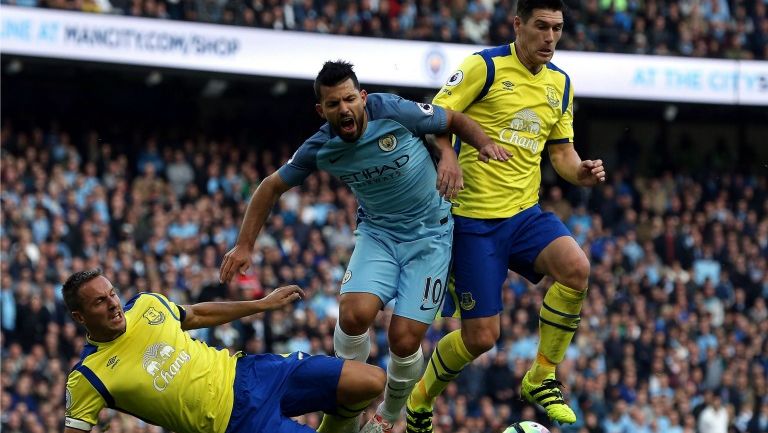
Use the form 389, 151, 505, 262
338, 362, 386, 404
338, 306, 372, 335
388, 334, 422, 358
462, 326, 499, 356
556, 251, 590, 290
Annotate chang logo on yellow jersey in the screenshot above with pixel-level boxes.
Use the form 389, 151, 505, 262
499, 109, 543, 153
142, 342, 191, 391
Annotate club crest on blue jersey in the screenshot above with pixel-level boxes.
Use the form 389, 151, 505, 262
342, 270, 352, 284
378, 134, 397, 152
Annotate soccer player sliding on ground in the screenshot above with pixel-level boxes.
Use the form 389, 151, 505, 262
62, 268, 385, 433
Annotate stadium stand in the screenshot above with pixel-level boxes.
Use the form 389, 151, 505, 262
1, 120, 766, 433
2, 0, 766, 59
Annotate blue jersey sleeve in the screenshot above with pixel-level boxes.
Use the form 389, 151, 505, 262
368, 93, 448, 137
277, 128, 329, 186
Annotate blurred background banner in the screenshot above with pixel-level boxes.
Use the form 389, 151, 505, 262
2, 5, 767, 105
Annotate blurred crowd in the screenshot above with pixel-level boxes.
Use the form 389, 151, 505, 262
2, 0, 767, 60
1, 121, 767, 433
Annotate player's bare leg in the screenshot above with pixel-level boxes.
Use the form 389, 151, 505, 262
318, 361, 386, 433
334, 293, 382, 360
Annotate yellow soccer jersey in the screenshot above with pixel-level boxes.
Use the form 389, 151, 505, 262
434, 42, 574, 219
64, 293, 238, 433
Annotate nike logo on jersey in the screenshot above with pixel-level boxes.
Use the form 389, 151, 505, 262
329, 155, 343, 164
419, 304, 438, 311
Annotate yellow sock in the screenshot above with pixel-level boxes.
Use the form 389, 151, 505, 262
317, 401, 369, 433
408, 330, 474, 411
317, 414, 355, 433
531, 282, 587, 384
530, 352, 556, 383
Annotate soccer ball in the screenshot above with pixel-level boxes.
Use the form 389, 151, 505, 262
502, 421, 551, 433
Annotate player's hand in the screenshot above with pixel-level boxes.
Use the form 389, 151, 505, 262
258, 285, 305, 311
219, 244, 252, 283
577, 159, 606, 186
477, 142, 512, 163
436, 148, 463, 199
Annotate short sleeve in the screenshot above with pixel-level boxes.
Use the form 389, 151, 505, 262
432, 54, 488, 112
124, 292, 183, 322
372, 94, 448, 136
546, 83, 574, 144
277, 129, 328, 186
64, 370, 105, 431
151, 293, 184, 321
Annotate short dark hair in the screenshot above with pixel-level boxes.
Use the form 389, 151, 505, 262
516, 0, 565, 21
313, 60, 360, 101
62, 268, 103, 312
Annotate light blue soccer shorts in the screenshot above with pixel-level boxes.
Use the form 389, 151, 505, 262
341, 216, 453, 324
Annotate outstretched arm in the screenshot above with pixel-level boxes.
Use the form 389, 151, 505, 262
181, 285, 305, 330
219, 172, 293, 283
548, 142, 605, 187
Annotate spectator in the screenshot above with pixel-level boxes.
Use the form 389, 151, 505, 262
165, 150, 194, 198
698, 393, 729, 433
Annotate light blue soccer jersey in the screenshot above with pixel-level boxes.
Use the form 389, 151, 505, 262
278, 93, 452, 241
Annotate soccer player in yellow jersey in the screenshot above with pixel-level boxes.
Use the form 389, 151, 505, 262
62, 268, 385, 433
406, 0, 606, 430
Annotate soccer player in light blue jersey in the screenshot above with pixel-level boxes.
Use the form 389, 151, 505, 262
220, 61, 509, 433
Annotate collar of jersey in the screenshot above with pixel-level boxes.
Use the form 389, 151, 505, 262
510, 42, 547, 80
